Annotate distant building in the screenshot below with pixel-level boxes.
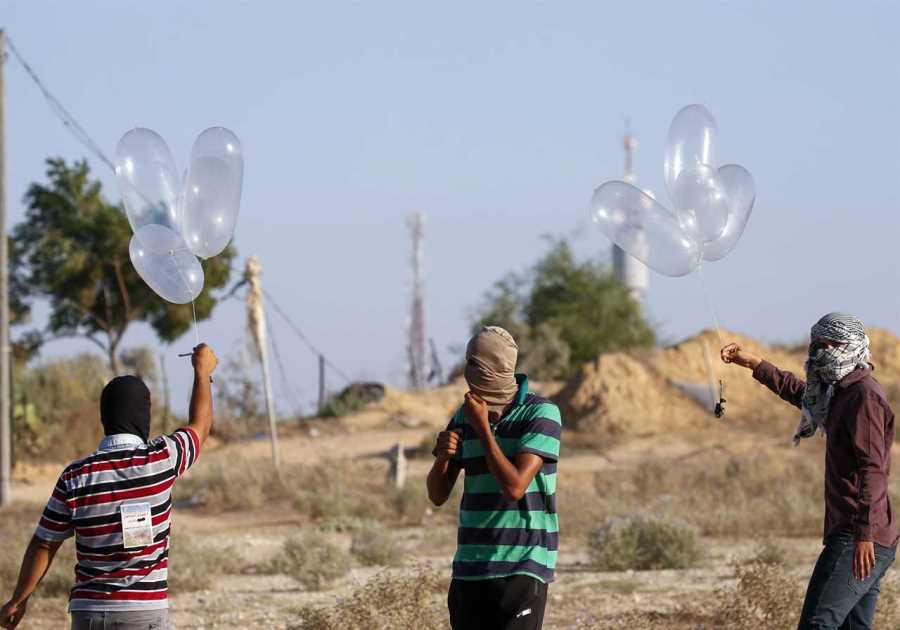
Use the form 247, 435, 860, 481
612, 124, 649, 302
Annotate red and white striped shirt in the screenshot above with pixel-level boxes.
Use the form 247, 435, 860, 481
35, 428, 200, 611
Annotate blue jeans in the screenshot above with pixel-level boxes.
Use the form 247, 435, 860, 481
798, 532, 896, 629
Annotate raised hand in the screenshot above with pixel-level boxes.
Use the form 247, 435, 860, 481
720, 343, 762, 370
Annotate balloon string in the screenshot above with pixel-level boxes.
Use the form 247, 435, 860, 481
191, 300, 200, 347
697, 265, 725, 349
697, 265, 728, 417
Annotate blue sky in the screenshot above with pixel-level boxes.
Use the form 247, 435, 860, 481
4, 1, 900, 413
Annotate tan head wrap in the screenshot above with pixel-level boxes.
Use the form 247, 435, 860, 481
464, 326, 519, 413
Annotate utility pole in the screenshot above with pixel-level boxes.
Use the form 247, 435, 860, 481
245, 257, 280, 472
406, 212, 427, 390
0, 30, 11, 508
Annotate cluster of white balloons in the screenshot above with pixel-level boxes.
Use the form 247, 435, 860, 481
591, 105, 755, 277
115, 127, 243, 304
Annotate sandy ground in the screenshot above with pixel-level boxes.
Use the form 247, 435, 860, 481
6, 416, 833, 630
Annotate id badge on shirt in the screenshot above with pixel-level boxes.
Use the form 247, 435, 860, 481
120, 502, 153, 549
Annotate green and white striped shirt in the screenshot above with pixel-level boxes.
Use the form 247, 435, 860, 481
444, 374, 562, 583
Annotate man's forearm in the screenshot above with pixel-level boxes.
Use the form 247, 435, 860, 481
188, 372, 213, 443
427, 459, 455, 506
9, 538, 57, 605
478, 432, 525, 500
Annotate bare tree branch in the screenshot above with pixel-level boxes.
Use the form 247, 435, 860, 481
113, 257, 132, 322
42, 331, 108, 353
61, 298, 109, 331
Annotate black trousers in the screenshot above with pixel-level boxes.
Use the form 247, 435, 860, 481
448, 575, 548, 630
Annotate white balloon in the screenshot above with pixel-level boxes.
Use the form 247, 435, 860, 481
591, 181, 702, 277
115, 128, 182, 233
671, 165, 729, 243
664, 104, 718, 200
181, 127, 243, 259
702, 164, 756, 261
129, 224, 204, 304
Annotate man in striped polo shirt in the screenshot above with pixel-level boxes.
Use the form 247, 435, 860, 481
427, 326, 562, 630
1, 344, 217, 630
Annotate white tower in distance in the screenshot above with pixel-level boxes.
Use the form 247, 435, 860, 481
611, 121, 650, 302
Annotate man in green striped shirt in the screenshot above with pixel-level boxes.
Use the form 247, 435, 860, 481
427, 326, 562, 630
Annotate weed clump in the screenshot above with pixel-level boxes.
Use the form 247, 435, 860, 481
713, 561, 801, 629
588, 515, 701, 571
291, 568, 447, 629
273, 530, 352, 591
350, 524, 401, 567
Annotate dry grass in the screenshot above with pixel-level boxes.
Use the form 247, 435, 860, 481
350, 524, 401, 567
166, 532, 255, 593
874, 574, 900, 628
572, 608, 713, 630
713, 561, 802, 629
0, 505, 75, 600
564, 452, 825, 545
290, 567, 448, 630
174, 454, 458, 532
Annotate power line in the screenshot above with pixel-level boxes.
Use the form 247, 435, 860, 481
264, 310, 306, 413
4, 35, 115, 173
5, 35, 354, 389
263, 288, 352, 383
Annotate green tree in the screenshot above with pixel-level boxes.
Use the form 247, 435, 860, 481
471, 238, 654, 378
525, 239, 655, 368
11, 158, 236, 373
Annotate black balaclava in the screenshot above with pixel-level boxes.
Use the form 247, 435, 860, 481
100, 375, 151, 443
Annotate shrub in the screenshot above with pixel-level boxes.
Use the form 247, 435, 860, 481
273, 530, 352, 591
588, 515, 702, 571
584, 454, 823, 539
167, 532, 252, 593
290, 462, 389, 521
13, 354, 108, 462
748, 539, 787, 567
714, 561, 801, 629
390, 483, 433, 525
351, 525, 400, 567
174, 459, 286, 511
290, 568, 447, 630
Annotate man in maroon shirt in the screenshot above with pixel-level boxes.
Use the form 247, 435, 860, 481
722, 313, 897, 629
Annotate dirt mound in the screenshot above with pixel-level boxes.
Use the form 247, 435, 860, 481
552, 352, 708, 437
333, 328, 900, 443
553, 327, 900, 439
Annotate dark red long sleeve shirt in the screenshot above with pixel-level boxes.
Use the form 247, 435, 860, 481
754, 361, 898, 547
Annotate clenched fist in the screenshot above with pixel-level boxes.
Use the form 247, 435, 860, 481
433, 429, 462, 462
192, 344, 219, 377
720, 343, 762, 370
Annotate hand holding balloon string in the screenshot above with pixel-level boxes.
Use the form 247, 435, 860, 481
115, 127, 242, 385
590, 105, 755, 418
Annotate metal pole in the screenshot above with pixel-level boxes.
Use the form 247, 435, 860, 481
0, 30, 12, 507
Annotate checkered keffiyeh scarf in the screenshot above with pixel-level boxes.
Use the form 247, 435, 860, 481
794, 313, 871, 445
